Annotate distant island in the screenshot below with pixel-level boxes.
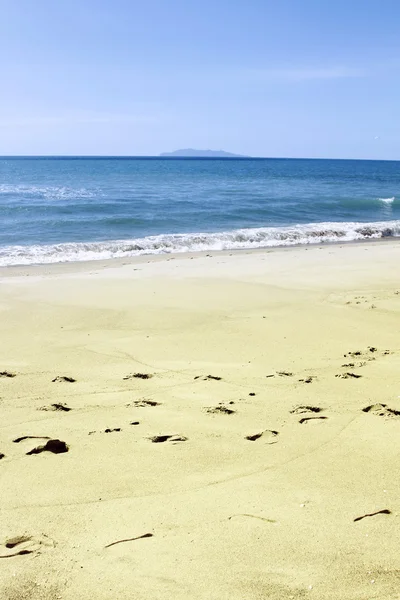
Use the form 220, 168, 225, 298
159, 149, 248, 158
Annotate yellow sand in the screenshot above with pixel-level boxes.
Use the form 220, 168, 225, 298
0, 241, 399, 599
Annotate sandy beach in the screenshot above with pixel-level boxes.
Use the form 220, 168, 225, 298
0, 241, 399, 600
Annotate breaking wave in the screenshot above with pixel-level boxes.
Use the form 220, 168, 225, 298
0, 220, 399, 267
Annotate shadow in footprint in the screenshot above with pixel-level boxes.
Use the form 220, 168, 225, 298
363, 404, 400, 418
26, 439, 69, 455
299, 416, 328, 424
89, 428, 124, 435
335, 372, 362, 379
291, 405, 323, 414
39, 403, 72, 412
0, 534, 54, 558
206, 404, 235, 415
13, 435, 51, 444
133, 399, 160, 407
52, 376, 76, 383
245, 430, 279, 443
149, 435, 187, 443
124, 373, 153, 380
0, 371, 16, 378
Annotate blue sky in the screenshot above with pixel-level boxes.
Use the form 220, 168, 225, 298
1, 0, 400, 158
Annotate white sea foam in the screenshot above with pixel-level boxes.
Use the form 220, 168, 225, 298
0, 184, 96, 199
0, 220, 399, 267
378, 196, 395, 203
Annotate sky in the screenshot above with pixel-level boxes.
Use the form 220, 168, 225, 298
1, 0, 400, 158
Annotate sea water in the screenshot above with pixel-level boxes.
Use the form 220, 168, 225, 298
0, 157, 399, 266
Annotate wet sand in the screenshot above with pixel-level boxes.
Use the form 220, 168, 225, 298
0, 241, 399, 599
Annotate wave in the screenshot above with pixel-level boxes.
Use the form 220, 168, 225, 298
0, 220, 399, 267
378, 196, 395, 203
0, 184, 97, 200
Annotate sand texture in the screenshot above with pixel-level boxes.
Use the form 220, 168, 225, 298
0, 242, 400, 599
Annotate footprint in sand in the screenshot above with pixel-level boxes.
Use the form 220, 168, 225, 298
132, 398, 160, 407
290, 405, 323, 415
298, 376, 315, 383
149, 435, 187, 443
362, 404, 400, 418
205, 403, 236, 415
245, 430, 279, 443
0, 371, 16, 378
299, 416, 328, 424
13, 435, 51, 444
335, 372, 362, 379
89, 428, 121, 435
0, 534, 55, 558
26, 439, 69, 455
89, 423, 140, 435
124, 373, 153, 380
39, 403, 72, 412
52, 376, 76, 383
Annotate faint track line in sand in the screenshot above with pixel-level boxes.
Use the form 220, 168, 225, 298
1, 415, 359, 511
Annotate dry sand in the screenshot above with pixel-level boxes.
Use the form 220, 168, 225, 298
0, 241, 399, 600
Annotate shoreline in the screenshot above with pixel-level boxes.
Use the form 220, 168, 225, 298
1, 235, 399, 279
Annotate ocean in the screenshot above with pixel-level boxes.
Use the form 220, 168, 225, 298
0, 157, 399, 266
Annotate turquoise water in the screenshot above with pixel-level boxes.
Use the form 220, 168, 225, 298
0, 157, 399, 265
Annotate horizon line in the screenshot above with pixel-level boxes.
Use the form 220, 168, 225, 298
0, 155, 399, 162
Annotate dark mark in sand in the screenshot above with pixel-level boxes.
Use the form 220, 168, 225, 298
124, 373, 153, 380
354, 509, 391, 522
335, 372, 362, 379
245, 430, 279, 442
0, 371, 16, 378
133, 399, 160, 407
13, 435, 51, 444
105, 533, 153, 548
299, 416, 328, 424
26, 439, 69, 455
228, 514, 276, 523
206, 404, 235, 415
40, 403, 71, 412
150, 435, 187, 443
362, 404, 400, 417
52, 376, 76, 383
0, 534, 54, 559
291, 405, 322, 414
